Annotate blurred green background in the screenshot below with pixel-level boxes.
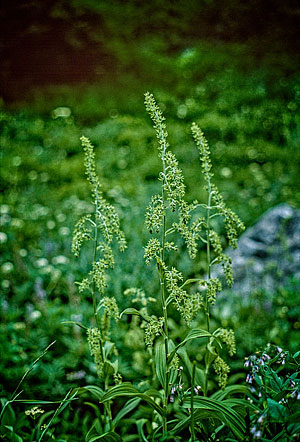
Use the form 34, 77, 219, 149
0, 0, 300, 424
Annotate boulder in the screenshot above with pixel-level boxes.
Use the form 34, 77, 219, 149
215, 204, 300, 297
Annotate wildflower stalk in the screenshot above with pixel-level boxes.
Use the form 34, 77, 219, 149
143, 95, 244, 438
72, 136, 126, 432
92, 205, 105, 363
191, 122, 244, 395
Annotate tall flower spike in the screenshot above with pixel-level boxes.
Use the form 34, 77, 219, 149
191, 123, 213, 184
80, 136, 127, 251
144, 92, 169, 159
145, 92, 185, 212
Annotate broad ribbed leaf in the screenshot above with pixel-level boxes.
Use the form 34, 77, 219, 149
168, 329, 211, 364
155, 342, 166, 389
80, 385, 104, 400
112, 397, 141, 427
211, 384, 250, 401
182, 396, 245, 439
100, 383, 163, 416
223, 398, 254, 416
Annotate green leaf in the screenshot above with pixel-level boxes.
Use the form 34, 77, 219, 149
211, 385, 250, 401
182, 396, 245, 439
180, 278, 205, 289
177, 348, 205, 389
79, 385, 104, 400
120, 308, 151, 322
223, 398, 255, 414
204, 342, 218, 368
100, 383, 164, 416
155, 342, 166, 389
104, 342, 115, 359
0, 399, 16, 426
167, 328, 211, 364
2, 426, 23, 442
287, 411, 300, 424
267, 398, 288, 422
61, 320, 88, 330
103, 361, 116, 378
37, 388, 79, 442
86, 432, 122, 442
136, 419, 149, 442
112, 398, 141, 428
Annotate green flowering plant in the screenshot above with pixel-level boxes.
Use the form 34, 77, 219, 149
71, 136, 127, 432
70, 94, 249, 441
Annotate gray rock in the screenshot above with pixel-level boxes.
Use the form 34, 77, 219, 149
214, 204, 300, 297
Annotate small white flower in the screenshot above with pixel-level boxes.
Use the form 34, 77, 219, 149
52, 255, 69, 265
1, 262, 14, 273
29, 310, 42, 321
0, 232, 7, 243
59, 226, 70, 236
35, 258, 48, 268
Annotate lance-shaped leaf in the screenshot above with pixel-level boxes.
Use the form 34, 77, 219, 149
155, 342, 166, 389
112, 397, 141, 428
86, 432, 122, 442
100, 383, 164, 416
120, 308, 151, 322
177, 348, 205, 389
167, 328, 212, 364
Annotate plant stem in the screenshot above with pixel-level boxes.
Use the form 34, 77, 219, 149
203, 182, 212, 397
160, 144, 169, 437
92, 203, 105, 363
205, 185, 212, 333
92, 202, 113, 430
190, 361, 196, 442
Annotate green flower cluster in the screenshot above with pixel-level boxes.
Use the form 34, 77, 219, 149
145, 195, 164, 234
213, 355, 230, 389
206, 278, 222, 304
144, 316, 165, 347
87, 327, 103, 378
211, 186, 245, 249
165, 267, 203, 324
72, 215, 92, 257
217, 328, 236, 357
124, 287, 156, 308
100, 296, 119, 321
